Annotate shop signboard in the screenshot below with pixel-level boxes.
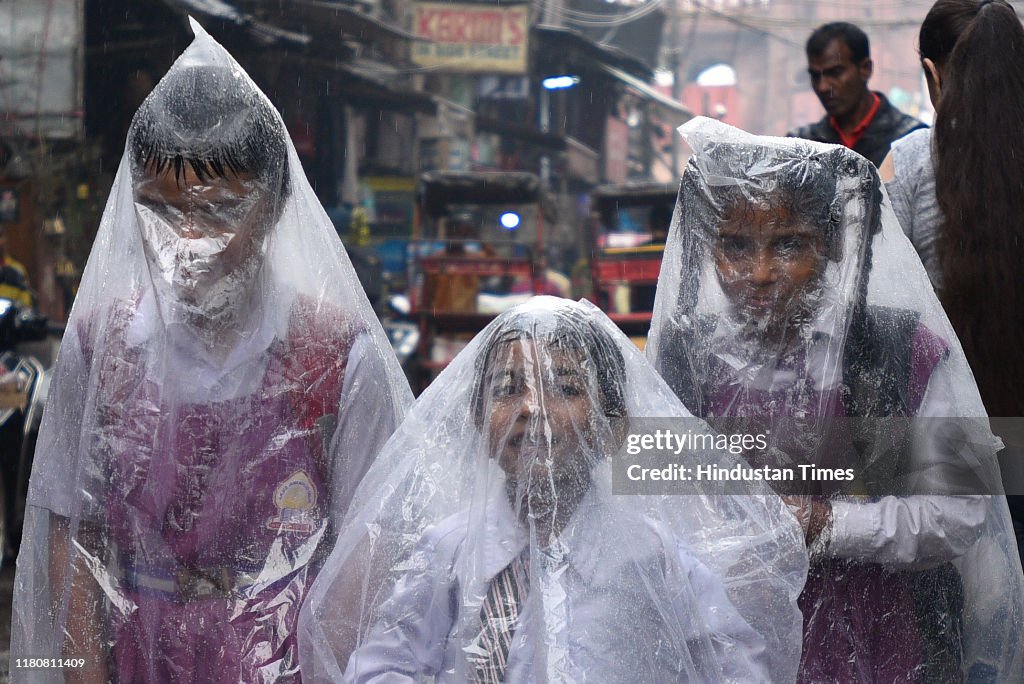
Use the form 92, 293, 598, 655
412, 2, 529, 74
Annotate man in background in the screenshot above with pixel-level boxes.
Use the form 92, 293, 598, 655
788, 22, 924, 166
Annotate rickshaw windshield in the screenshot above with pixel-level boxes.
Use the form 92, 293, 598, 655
591, 184, 677, 251
425, 202, 541, 258
598, 204, 668, 248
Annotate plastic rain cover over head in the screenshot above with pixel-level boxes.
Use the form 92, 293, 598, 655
11, 19, 412, 683
647, 117, 1024, 682
298, 296, 808, 683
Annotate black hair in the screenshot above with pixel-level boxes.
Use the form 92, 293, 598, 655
920, 0, 1024, 416
673, 141, 882, 321
686, 142, 847, 257
471, 306, 627, 428
664, 141, 884, 417
128, 64, 289, 197
807, 22, 871, 63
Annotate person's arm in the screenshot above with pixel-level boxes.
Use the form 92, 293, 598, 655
26, 322, 110, 683
343, 531, 458, 683
879, 150, 897, 182
827, 495, 987, 567
328, 333, 409, 521
882, 147, 918, 244
49, 514, 108, 684
675, 550, 771, 683
883, 132, 943, 262
818, 359, 991, 568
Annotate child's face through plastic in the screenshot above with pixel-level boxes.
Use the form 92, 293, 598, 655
714, 199, 827, 337
483, 338, 599, 511
134, 165, 275, 309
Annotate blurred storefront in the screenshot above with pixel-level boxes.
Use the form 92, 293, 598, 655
10, 0, 691, 313
0, 0, 93, 322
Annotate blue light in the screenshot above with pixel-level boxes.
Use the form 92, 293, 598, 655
500, 212, 521, 230
542, 75, 580, 90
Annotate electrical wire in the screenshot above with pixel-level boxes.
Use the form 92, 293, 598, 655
536, 0, 669, 28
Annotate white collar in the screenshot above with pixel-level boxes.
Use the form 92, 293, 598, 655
474, 464, 661, 586
707, 307, 846, 392
127, 285, 292, 401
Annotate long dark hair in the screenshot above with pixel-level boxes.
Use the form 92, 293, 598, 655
922, 0, 1024, 416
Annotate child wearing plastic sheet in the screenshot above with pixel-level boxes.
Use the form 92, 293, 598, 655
10, 20, 411, 683
647, 117, 1024, 682
298, 296, 808, 684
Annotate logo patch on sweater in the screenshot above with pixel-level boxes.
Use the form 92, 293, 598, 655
267, 469, 318, 533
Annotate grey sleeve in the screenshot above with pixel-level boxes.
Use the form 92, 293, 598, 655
343, 530, 458, 682
328, 332, 406, 529
26, 324, 96, 519
885, 152, 917, 242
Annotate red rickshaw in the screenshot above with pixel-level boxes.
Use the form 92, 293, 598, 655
588, 181, 677, 347
408, 171, 553, 392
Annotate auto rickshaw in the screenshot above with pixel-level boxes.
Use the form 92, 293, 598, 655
408, 171, 554, 392
588, 181, 678, 348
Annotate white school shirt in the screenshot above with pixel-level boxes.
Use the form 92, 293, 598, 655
344, 480, 771, 683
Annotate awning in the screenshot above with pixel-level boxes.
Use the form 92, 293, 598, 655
590, 181, 679, 204
418, 171, 542, 214
532, 26, 689, 117
600, 64, 692, 117
164, 0, 418, 47
277, 54, 437, 114
533, 25, 650, 81
475, 116, 567, 151
264, 0, 419, 44
162, 0, 312, 46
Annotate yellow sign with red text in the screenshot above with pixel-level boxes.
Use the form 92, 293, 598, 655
413, 3, 529, 74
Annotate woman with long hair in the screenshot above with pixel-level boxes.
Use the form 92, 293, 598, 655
883, 0, 1024, 418
882, 0, 1024, 587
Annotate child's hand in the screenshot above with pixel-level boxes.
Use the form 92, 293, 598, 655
782, 495, 833, 546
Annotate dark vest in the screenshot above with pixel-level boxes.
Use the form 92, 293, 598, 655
787, 92, 926, 167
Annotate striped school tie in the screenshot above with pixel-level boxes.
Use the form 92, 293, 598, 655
469, 554, 531, 683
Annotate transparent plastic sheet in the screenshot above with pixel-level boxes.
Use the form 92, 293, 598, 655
11, 19, 412, 683
298, 296, 807, 683
647, 117, 1024, 682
